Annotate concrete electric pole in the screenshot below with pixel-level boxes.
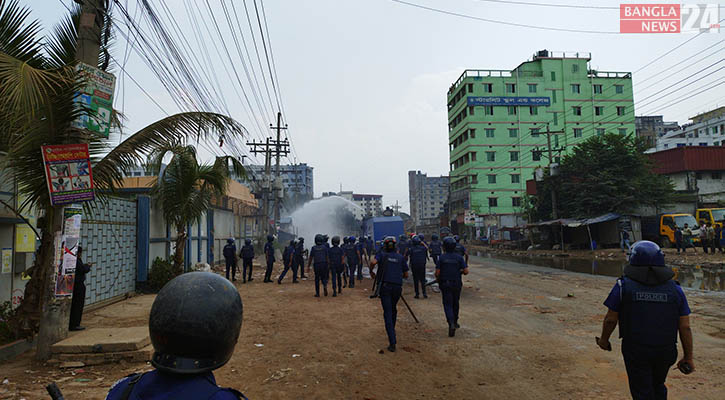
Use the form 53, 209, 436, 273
248, 117, 289, 235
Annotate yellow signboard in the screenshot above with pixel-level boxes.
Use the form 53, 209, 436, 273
1, 248, 11, 274
15, 217, 37, 252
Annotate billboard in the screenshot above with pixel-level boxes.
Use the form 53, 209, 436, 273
72, 62, 116, 137
41, 144, 95, 206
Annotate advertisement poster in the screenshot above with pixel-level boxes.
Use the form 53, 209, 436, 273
41, 144, 95, 206
1, 248, 11, 274
72, 62, 116, 137
54, 207, 83, 297
15, 193, 37, 252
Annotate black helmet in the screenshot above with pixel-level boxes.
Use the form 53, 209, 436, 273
453, 235, 460, 242
383, 236, 396, 251
399, 234, 406, 242
149, 272, 242, 374
314, 234, 324, 245
432, 234, 439, 241
244, 238, 251, 245
227, 238, 234, 244
267, 235, 274, 242
332, 236, 341, 245
298, 237, 304, 243
411, 235, 422, 245
322, 234, 329, 243
443, 237, 457, 252
418, 234, 425, 241
349, 235, 356, 243
289, 239, 295, 247
343, 236, 349, 244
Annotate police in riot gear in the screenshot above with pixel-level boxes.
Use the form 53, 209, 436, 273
239, 239, 255, 283
329, 236, 345, 296
278, 239, 298, 284
598, 240, 694, 399
295, 237, 306, 279
223, 238, 238, 281
436, 237, 469, 337
344, 235, 361, 287
370, 236, 409, 352
429, 234, 442, 266
263, 235, 276, 283
406, 235, 429, 299
307, 234, 331, 297
453, 235, 469, 264
355, 236, 368, 278
105, 272, 246, 399
397, 234, 409, 256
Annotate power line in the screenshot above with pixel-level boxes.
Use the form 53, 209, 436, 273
473, 0, 616, 9
635, 40, 724, 87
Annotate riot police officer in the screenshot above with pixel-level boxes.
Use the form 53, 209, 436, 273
406, 235, 429, 299
239, 239, 255, 283
295, 237, 306, 279
355, 236, 367, 279
263, 235, 275, 283
329, 236, 345, 296
105, 272, 246, 399
370, 236, 409, 352
429, 234, 442, 266
397, 234, 409, 256
278, 240, 298, 284
436, 237, 469, 337
344, 236, 360, 288
306, 234, 330, 297
223, 238, 238, 281
453, 235, 469, 264
597, 240, 694, 400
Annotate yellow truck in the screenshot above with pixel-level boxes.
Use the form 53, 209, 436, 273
642, 213, 701, 248
696, 208, 725, 229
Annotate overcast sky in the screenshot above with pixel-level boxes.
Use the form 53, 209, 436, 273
32, 0, 724, 213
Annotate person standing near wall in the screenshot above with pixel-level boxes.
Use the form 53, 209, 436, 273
223, 238, 237, 282
263, 235, 276, 283
239, 239, 255, 283
69, 246, 92, 331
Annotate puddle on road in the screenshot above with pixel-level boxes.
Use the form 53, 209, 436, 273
473, 252, 725, 292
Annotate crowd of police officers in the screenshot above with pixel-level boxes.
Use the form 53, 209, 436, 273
103, 234, 695, 400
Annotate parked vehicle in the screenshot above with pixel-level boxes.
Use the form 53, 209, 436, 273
365, 216, 405, 242
641, 213, 701, 248
696, 208, 725, 229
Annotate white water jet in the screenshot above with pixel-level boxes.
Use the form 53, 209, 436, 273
288, 196, 363, 249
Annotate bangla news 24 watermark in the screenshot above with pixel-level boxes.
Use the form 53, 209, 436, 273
620, 4, 721, 33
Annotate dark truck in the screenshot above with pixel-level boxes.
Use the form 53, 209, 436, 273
641, 213, 701, 248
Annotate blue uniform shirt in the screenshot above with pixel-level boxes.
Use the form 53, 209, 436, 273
436, 253, 467, 282
310, 244, 329, 265
375, 251, 409, 285
105, 370, 245, 400
240, 245, 254, 260
264, 242, 275, 262
328, 245, 344, 266
454, 243, 466, 257
223, 243, 236, 261
429, 240, 442, 255
344, 243, 359, 264
407, 245, 428, 267
283, 245, 294, 264
604, 279, 690, 315
355, 241, 366, 256
294, 242, 305, 260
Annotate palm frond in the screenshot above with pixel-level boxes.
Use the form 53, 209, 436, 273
212, 155, 247, 181
0, 0, 43, 64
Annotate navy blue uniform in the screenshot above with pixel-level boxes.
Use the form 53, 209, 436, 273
397, 239, 409, 256
294, 241, 306, 278
223, 242, 237, 281
366, 239, 373, 259
328, 245, 344, 295
454, 243, 466, 258
436, 253, 467, 328
309, 244, 330, 296
375, 251, 409, 347
355, 241, 367, 280
343, 243, 359, 288
604, 277, 690, 400
264, 242, 275, 282
239, 244, 254, 282
278, 244, 297, 283
105, 370, 246, 400
407, 244, 429, 298
428, 240, 442, 266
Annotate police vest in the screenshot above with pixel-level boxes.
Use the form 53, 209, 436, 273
618, 277, 681, 347
380, 252, 405, 285
455, 244, 466, 256
310, 245, 328, 265
223, 244, 236, 260
105, 370, 247, 400
437, 253, 465, 283
328, 246, 343, 265
344, 244, 359, 264
429, 241, 442, 255
294, 243, 305, 259
408, 245, 428, 266
240, 245, 254, 259
264, 243, 275, 261
283, 247, 294, 263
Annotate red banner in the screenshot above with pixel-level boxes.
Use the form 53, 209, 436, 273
41, 144, 95, 205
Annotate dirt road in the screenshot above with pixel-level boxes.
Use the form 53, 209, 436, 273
2, 256, 724, 399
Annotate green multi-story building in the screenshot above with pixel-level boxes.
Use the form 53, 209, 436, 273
446, 50, 635, 227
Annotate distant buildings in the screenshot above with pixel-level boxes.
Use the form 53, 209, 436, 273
322, 191, 384, 219
647, 146, 725, 206
244, 163, 314, 202
635, 115, 679, 148
651, 106, 725, 152
408, 171, 449, 231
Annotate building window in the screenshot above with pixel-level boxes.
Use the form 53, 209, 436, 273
483, 83, 493, 93
554, 135, 559, 147
512, 197, 522, 207
531, 128, 540, 137
468, 106, 475, 115
470, 129, 476, 138
484, 106, 494, 115
618, 128, 627, 135
595, 106, 604, 116
470, 151, 477, 161
508, 106, 517, 115
695, 172, 702, 180
571, 64, 579, 73
511, 174, 520, 183
506, 83, 516, 93
553, 112, 558, 125
510, 151, 519, 162
488, 197, 498, 207
615, 85, 624, 94
712, 172, 722, 179
530, 106, 538, 115
487, 174, 496, 184
551, 71, 556, 81
532, 150, 541, 161
572, 106, 582, 116
471, 174, 478, 184
596, 128, 605, 136
593, 84, 602, 94
699, 142, 708, 146
528, 83, 537, 93
617, 106, 626, 116
467, 83, 473, 93
486, 151, 496, 161
574, 128, 583, 138
571, 84, 580, 94
485, 128, 495, 138
509, 128, 518, 138
552, 91, 557, 103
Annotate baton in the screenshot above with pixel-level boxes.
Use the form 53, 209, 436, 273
400, 294, 419, 323
46, 383, 65, 400
424, 279, 438, 287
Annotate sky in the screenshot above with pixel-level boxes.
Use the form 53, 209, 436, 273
29, 0, 724, 214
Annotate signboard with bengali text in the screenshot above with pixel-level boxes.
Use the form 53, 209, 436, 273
41, 144, 95, 206
72, 62, 116, 137
467, 96, 551, 107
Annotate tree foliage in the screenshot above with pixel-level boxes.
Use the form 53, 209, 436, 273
532, 134, 674, 220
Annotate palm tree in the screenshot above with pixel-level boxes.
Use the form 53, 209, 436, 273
149, 144, 245, 274
0, 1, 245, 358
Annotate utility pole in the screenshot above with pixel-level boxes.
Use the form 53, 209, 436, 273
248, 127, 289, 235
36, 0, 104, 360
270, 112, 287, 233
536, 124, 565, 220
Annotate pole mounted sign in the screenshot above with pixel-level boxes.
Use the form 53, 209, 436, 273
72, 62, 116, 137
41, 144, 95, 206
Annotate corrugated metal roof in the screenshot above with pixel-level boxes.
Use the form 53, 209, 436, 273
647, 146, 725, 174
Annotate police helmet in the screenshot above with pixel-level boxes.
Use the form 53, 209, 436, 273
411, 235, 422, 245
314, 234, 324, 245
227, 238, 234, 244
343, 236, 349, 244
628, 240, 665, 267
383, 236, 397, 251
244, 238, 251, 245
298, 237, 304, 243
431, 234, 439, 241
418, 234, 425, 241
289, 239, 295, 247
149, 272, 242, 374
443, 237, 457, 252
322, 234, 329, 243
399, 234, 407, 242
453, 235, 460, 242
349, 235, 356, 243
332, 236, 341, 245
267, 234, 274, 242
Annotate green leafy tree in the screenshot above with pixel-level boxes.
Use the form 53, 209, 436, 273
149, 145, 245, 274
0, 1, 244, 358
533, 134, 674, 219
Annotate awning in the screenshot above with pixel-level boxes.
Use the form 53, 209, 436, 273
528, 213, 621, 228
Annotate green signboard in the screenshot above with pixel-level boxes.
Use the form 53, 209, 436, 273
72, 62, 116, 138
